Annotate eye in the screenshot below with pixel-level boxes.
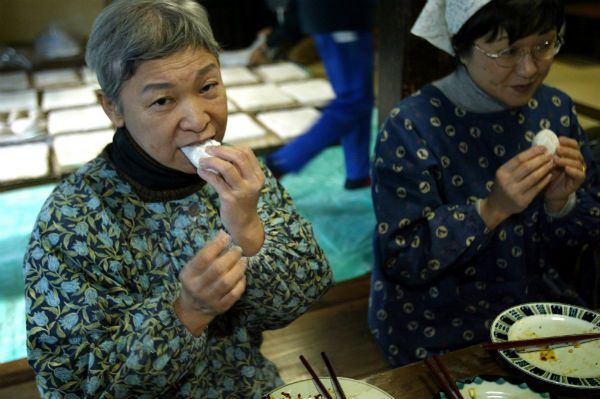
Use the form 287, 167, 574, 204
200, 82, 218, 94
151, 97, 172, 107
497, 47, 519, 58
534, 40, 552, 52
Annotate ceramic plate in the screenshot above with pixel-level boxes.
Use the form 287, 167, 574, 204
490, 302, 600, 390
436, 375, 550, 398
265, 377, 394, 399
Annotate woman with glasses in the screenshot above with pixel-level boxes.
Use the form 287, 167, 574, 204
369, 0, 600, 366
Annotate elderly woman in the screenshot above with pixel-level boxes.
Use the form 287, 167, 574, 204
23, 0, 331, 397
370, 0, 600, 367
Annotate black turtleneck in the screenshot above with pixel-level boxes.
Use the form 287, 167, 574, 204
105, 127, 205, 201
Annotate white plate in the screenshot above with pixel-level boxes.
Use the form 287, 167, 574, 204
437, 376, 550, 398
490, 302, 600, 390
265, 377, 393, 399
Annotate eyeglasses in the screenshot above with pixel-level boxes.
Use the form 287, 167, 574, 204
473, 36, 563, 68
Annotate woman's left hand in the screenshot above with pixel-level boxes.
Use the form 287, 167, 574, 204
544, 136, 587, 212
197, 145, 265, 256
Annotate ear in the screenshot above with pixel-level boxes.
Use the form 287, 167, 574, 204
97, 90, 125, 128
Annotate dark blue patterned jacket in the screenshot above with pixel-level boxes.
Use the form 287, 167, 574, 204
370, 84, 600, 366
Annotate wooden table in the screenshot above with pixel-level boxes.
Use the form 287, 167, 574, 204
363, 344, 598, 399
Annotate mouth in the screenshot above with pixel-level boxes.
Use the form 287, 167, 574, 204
180, 137, 218, 149
511, 82, 535, 94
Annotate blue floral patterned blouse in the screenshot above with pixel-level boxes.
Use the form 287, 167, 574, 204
369, 84, 600, 367
24, 154, 332, 398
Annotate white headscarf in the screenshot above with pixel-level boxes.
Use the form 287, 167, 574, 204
411, 0, 492, 55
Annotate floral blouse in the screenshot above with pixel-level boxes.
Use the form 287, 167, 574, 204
24, 154, 332, 398
369, 84, 600, 367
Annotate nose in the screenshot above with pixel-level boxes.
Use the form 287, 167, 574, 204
515, 50, 538, 77
179, 98, 209, 132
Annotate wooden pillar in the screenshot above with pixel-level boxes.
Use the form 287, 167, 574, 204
376, 0, 454, 125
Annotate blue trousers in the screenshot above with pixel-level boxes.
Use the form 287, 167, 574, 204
267, 31, 374, 181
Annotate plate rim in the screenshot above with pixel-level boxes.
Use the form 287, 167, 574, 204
489, 302, 600, 390
266, 376, 394, 398
436, 374, 551, 399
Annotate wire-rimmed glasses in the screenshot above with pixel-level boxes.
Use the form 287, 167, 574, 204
473, 36, 563, 68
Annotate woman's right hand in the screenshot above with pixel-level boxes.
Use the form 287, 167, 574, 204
479, 145, 554, 229
174, 230, 247, 336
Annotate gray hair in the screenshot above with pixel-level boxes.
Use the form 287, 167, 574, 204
85, 0, 221, 108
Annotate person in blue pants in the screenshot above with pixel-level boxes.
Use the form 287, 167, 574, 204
251, 0, 376, 189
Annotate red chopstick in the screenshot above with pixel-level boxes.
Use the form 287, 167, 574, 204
424, 355, 464, 399
321, 352, 347, 399
482, 332, 600, 351
299, 355, 333, 399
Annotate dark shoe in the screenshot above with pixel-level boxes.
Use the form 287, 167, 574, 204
344, 176, 371, 190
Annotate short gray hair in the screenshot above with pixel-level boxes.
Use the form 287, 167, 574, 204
85, 0, 221, 107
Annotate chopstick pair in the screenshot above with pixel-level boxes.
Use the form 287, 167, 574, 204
424, 355, 464, 399
299, 352, 347, 399
482, 331, 600, 352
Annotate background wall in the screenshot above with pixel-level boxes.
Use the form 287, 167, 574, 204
0, 0, 107, 45
0, 0, 274, 49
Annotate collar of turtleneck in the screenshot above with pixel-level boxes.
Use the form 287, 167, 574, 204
104, 127, 204, 201
433, 65, 509, 113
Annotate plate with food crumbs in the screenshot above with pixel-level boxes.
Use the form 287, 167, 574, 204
490, 303, 600, 390
436, 375, 551, 398
264, 377, 393, 399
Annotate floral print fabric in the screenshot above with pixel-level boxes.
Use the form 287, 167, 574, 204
369, 84, 600, 367
24, 155, 332, 398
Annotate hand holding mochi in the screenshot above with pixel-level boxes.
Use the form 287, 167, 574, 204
181, 139, 221, 172
532, 128, 559, 154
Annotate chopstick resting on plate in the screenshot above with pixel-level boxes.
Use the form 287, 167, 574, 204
424, 355, 465, 399
482, 331, 600, 351
321, 352, 347, 399
299, 354, 335, 399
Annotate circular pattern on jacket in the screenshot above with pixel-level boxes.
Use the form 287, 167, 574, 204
435, 226, 448, 238
395, 146, 406, 158
430, 117, 442, 127
419, 181, 431, 193
528, 98, 539, 109
417, 148, 429, 160
552, 96, 561, 106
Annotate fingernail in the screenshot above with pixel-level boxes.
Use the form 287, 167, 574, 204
205, 146, 217, 155
233, 245, 243, 254
218, 230, 230, 241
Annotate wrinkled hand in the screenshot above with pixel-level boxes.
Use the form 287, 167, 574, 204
175, 230, 247, 335
480, 146, 554, 229
544, 137, 586, 212
197, 145, 265, 255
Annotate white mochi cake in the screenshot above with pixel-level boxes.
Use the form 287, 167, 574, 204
181, 139, 221, 169
532, 128, 559, 154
